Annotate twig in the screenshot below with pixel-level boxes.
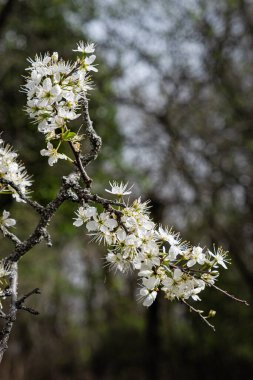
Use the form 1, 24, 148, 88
0, 262, 18, 362
68, 141, 92, 188
18, 306, 39, 315
5, 174, 77, 263
89, 194, 125, 208
15, 288, 40, 316
81, 97, 102, 167
0, 178, 43, 214
210, 283, 249, 306
182, 299, 215, 331
0, 228, 22, 247
16, 288, 41, 307
71, 185, 125, 208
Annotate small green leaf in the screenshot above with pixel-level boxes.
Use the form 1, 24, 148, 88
62, 130, 76, 141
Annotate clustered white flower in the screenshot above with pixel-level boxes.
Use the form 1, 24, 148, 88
23, 41, 97, 166
74, 182, 230, 307
0, 138, 32, 201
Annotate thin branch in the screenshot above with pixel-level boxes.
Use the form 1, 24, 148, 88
182, 299, 215, 331
210, 283, 249, 306
16, 288, 41, 307
1, 173, 78, 264
0, 262, 18, 363
0, 178, 43, 214
71, 185, 125, 207
15, 288, 40, 316
81, 97, 102, 167
0, 228, 22, 247
18, 305, 39, 315
68, 141, 92, 187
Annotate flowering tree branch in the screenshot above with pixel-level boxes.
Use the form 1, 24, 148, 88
0, 41, 247, 363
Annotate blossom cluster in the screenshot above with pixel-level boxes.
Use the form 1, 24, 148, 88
23, 41, 97, 166
0, 138, 32, 201
73, 182, 230, 308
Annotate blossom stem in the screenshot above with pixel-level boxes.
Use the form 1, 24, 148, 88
210, 283, 249, 305
68, 141, 92, 187
182, 299, 215, 331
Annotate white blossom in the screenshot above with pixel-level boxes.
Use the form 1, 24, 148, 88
208, 247, 230, 269
106, 251, 130, 273
187, 246, 206, 267
73, 205, 97, 227
105, 181, 133, 196
156, 226, 181, 245
73, 41, 95, 54
0, 139, 32, 201
0, 210, 16, 234
139, 288, 157, 307
84, 55, 98, 72
40, 142, 68, 166
36, 78, 62, 107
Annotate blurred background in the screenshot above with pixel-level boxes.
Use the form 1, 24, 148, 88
0, 0, 253, 379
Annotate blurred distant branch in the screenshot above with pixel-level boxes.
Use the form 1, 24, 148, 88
0, 0, 15, 36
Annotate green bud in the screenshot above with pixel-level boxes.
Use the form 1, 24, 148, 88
208, 310, 216, 318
